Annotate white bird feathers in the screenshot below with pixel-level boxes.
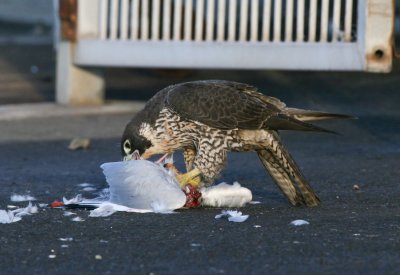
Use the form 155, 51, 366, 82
101, 160, 187, 211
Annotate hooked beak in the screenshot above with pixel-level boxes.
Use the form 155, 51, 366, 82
124, 150, 142, 161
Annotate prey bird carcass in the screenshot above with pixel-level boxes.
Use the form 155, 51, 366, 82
122, 80, 353, 207
62, 158, 253, 214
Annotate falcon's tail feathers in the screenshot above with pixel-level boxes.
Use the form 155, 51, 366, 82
257, 150, 306, 206
286, 108, 357, 122
257, 134, 320, 207
267, 114, 337, 134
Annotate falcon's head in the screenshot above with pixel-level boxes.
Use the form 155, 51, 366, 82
121, 127, 153, 161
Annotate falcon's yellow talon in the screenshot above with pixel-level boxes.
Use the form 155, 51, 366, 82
176, 168, 201, 188
186, 176, 202, 188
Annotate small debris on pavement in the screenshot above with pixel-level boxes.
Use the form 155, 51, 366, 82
95, 255, 102, 260
48, 255, 56, 259
10, 194, 36, 202
59, 237, 73, 242
290, 220, 310, 226
352, 184, 360, 191
49, 200, 64, 208
253, 225, 262, 228
7, 205, 18, 209
68, 138, 90, 150
249, 201, 261, 204
215, 210, 249, 222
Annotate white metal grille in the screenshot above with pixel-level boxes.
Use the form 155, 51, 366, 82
98, 0, 357, 43
73, 0, 393, 72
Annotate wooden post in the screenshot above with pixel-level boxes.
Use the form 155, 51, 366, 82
55, 0, 105, 105
359, 0, 394, 72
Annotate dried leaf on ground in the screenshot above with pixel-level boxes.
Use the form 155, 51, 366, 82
68, 138, 90, 150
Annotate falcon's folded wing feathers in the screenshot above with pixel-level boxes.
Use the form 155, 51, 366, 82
166, 80, 333, 133
166, 81, 273, 130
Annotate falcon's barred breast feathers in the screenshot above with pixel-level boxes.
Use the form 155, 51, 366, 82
122, 80, 353, 207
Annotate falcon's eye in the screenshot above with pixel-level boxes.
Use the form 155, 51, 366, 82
123, 139, 131, 155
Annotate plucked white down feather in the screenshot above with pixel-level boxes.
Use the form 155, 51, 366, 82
201, 182, 252, 207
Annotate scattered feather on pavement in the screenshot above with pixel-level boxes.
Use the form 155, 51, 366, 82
63, 195, 83, 205
10, 194, 36, 202
71, 216, 84, 222
63, 211, 76, 216
0, 210, 21, 224
0, 202, 38, 224
215, 210, 249, 222
290, 219, 310, 226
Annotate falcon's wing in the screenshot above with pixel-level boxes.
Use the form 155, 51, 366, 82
165, 80, 333, 132
165, 80, 281, 130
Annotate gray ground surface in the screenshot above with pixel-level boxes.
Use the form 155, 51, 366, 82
0, 43, 400, 274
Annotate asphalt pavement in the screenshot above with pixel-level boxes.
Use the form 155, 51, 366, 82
0, 44, 400, 274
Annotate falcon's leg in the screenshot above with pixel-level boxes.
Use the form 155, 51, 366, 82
176, 168, 202, 188
192, 140, 227, 186
183, 147, 196, 172
258, 131, 320, 207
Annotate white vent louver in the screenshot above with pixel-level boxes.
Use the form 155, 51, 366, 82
98, 0, 357, 43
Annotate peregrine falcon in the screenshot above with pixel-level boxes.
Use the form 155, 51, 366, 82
122, 80, 351, 207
